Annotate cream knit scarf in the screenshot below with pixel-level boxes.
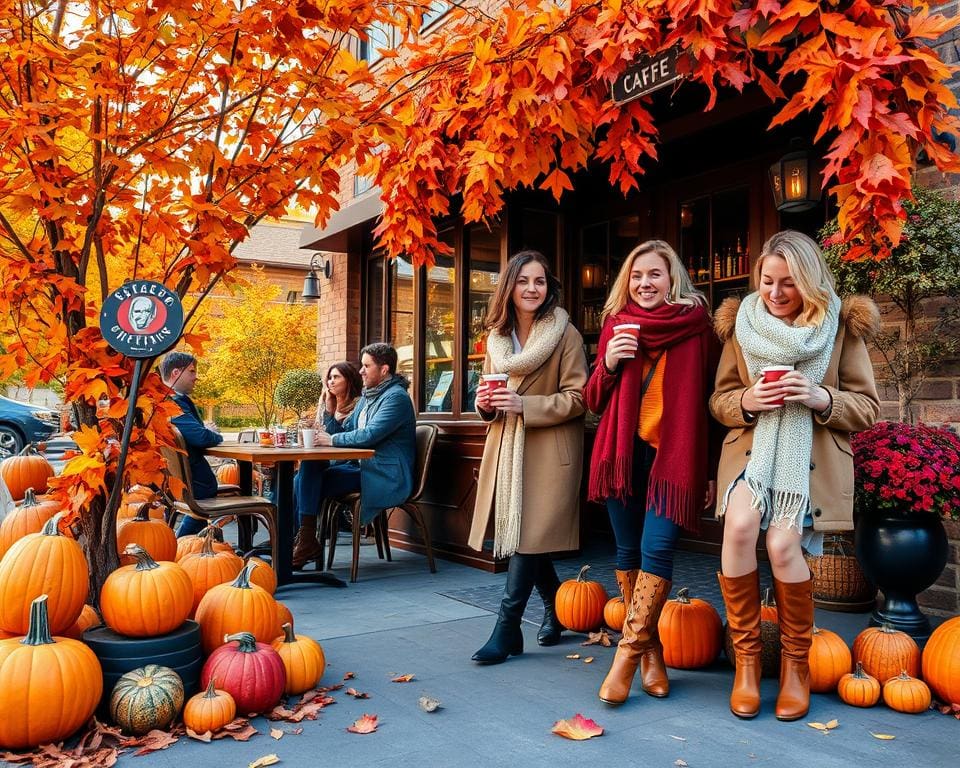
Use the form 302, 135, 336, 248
486, 307, 569, 557
725, 292, 840, 531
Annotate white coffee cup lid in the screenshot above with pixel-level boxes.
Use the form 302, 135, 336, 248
482, 373, 509, 380
761, 365, 794, 372
613, 323, 643, 330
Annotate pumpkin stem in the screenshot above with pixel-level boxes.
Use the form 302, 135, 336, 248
762, 587, 775, 607
675, 587, 691, 603
224, 631, 258, 652
22, 488, 38, 506
125, 543, 160, 571
576, 564, 591, 582
230, 561, 258, 589
21, 595, 55, 647
879, 622, 897, 634
204, 678, 220, 698
282, 622, 296, 643
200, 532, 217, 557
40, 512, 67, 537
134, 502, 153, 522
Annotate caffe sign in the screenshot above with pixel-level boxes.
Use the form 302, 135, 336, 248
611, 47, 683, 105
100, 280, 184, 358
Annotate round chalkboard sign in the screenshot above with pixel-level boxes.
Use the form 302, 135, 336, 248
99, 281, 184, 358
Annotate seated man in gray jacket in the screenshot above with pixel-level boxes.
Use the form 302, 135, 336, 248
292, 343, 416, 569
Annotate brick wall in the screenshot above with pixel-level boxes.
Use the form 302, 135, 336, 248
919, 520, 960, 617
317, 250, 362, 375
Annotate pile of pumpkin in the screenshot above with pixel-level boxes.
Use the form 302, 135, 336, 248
0, 455, 327, 750
552, 564, 960, 712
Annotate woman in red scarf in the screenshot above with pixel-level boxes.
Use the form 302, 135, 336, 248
586, 240, 720, 706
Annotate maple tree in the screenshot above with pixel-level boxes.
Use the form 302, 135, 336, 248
373, 0, 960, 266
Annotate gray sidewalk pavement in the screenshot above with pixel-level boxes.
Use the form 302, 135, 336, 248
111, 539, 957, 768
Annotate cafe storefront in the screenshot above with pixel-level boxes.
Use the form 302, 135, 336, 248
300, 64, 832, 571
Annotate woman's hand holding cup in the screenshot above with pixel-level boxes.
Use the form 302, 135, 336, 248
605, 324, 642, 371
743, 366, 793, 411
489, 386, 523, 414
476, 381, 493, 411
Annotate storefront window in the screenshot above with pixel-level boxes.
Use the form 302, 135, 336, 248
424, 230, 456, 412
389, 255, 415, 378
365, 255, 385, 344
465, 224, 501, 412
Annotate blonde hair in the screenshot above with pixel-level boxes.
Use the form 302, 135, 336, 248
754, 230, 836, 327
600, 240, 706, 323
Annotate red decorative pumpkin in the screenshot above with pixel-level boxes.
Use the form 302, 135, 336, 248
554, 565, 607, 633
659, 587, 722, 669
116, 503, 177, 564
0, 488, 60, 558
809, 625, 852, 694
0, 444, 54, 500
194, 562, 277, 654
0, 513, 87, 635
853, 623, 920, 685
922, 615, 960, 707
201, 631, 286, 715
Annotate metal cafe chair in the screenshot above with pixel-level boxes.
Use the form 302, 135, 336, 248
324, 423, 439, 582
162, 426, 279, 564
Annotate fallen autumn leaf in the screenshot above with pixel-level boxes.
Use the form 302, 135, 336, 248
248, 755, 280, 768
391, 673, 416, 682
347, 714, 379, 734
551, 713, 603, 740
870, 733, 896, 740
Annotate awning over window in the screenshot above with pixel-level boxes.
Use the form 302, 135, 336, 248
299, 190, 383, 253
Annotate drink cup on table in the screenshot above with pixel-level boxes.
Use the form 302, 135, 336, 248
300, 428, 316, 449
258, 429, 273, 447
273, 427, 287, 447
612, 323, 642, 358
761, 365, 794, 406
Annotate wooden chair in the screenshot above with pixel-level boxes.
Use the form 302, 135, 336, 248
162, 427, 280, 564
325, 423, 439, 582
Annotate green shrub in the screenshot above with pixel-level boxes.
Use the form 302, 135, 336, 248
274, 368, 324, 422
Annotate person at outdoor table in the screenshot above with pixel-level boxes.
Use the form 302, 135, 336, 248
586, 240, 720, 705
293, 361, 362, 536
711, 230, 879, 721
291, 343, 416, 569
161, 350, 223, 537
469, 250, 588, 665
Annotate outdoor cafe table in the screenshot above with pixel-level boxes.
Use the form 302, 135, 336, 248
205, 443, 374, 588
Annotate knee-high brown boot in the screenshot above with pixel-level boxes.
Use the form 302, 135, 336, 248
718, 570, 762, 718
598, 571, 671, 705
773, 576, 813, 721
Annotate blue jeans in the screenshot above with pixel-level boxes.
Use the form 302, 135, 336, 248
605, 439, 681, 580
294, 461, 361, 525
176, 514, 207, 538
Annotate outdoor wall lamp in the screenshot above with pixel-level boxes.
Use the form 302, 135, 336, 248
581, 262, 605, 290
302, 252, 333, 301
769, 141, 821, 213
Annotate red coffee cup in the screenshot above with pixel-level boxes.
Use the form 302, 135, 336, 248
613, 324, 642, 358
761, 365, 794, 406
482, 373, 509, 391
258, 430, 274, 446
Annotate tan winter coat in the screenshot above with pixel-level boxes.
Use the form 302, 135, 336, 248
468, 323, 589, 554
710, 296, 881, 531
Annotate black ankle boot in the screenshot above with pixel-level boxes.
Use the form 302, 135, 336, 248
472, 554, 537, 664
535, 556, 564, 646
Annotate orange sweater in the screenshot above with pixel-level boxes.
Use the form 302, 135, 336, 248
637, 350, 666, 450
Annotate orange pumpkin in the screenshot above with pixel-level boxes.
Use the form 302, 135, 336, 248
64, 605, 101, 640
922, 615, 960, 707
119, 499, 166, 521
117, 486, 161, 519
100, 545, 193, 637
276, 600, 294, 636
838, 661, 881, 708
603, 596, 627, 632
247, 556, 277, 595
0, 595, 103, 749
271, 623, 326, 695
0, 488, 60, 558
179, 535, 244, 615
194, 562, 277, 655
0, 444, 54, 500
554, 565, 607, 633
853, 623, 920, 684
658, 587, 722, 669
175, 526, 234, 562
809, 625, 852, 693
117, 503, 177, 564
183, 678, 236, 734
0, 513, 87, 635
882, 671, 931, 714
760, 587, 779, 624
215, 462, 239, 485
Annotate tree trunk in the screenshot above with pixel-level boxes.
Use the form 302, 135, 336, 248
79, 493, 120, 609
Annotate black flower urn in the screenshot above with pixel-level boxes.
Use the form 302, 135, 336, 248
855, 511, 948, 642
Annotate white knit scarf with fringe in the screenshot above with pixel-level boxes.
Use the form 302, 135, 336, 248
486, 307, 568, 558
724, 292, 840, 531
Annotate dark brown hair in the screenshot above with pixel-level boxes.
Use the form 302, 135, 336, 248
326, 361, 362, 400
484, 250, 561, 334
360, 342, 398, 374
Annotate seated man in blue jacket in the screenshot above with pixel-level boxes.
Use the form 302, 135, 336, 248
161, 350, 223, 537
293, 343, 416, 569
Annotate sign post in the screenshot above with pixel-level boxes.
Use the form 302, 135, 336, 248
99, 280, 185, 517
611, 47, 684, 105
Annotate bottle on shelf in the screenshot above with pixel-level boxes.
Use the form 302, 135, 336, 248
713, 250, 721, 279
735, 237, 745, 276
725, 246, 735, 279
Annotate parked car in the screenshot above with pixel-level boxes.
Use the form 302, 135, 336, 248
0, 396, 59, 460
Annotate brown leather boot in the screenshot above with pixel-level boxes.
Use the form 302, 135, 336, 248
598, 571, 671, 705
292, 520, 323, 570
614, 569, 639, 613
718, 570, 762, 719
773, 576, 813, 721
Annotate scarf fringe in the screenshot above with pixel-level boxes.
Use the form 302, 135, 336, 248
588, 455, 633, 504
745, 476, 807, 533
649, 477, 702, 534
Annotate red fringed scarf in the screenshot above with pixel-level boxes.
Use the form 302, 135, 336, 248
586, 301, 717, 533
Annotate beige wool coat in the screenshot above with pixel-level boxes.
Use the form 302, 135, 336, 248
468, 323, 589, 554
710, 296, 881, 531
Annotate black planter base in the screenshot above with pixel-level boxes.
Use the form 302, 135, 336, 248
870, 595, 933, 643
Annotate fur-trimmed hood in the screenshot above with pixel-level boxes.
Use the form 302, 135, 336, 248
713, 295, 880, 343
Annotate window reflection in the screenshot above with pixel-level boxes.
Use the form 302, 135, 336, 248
424, 230, 456, 412
465, 224, 501, 412
389, 255, 415, 379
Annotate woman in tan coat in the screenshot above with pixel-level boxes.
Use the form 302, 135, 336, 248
469, 250, 588, 664
711, 230, 879, 722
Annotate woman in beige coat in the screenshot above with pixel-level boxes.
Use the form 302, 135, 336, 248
711, 230, 879, 722
469, 250, 588, 664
